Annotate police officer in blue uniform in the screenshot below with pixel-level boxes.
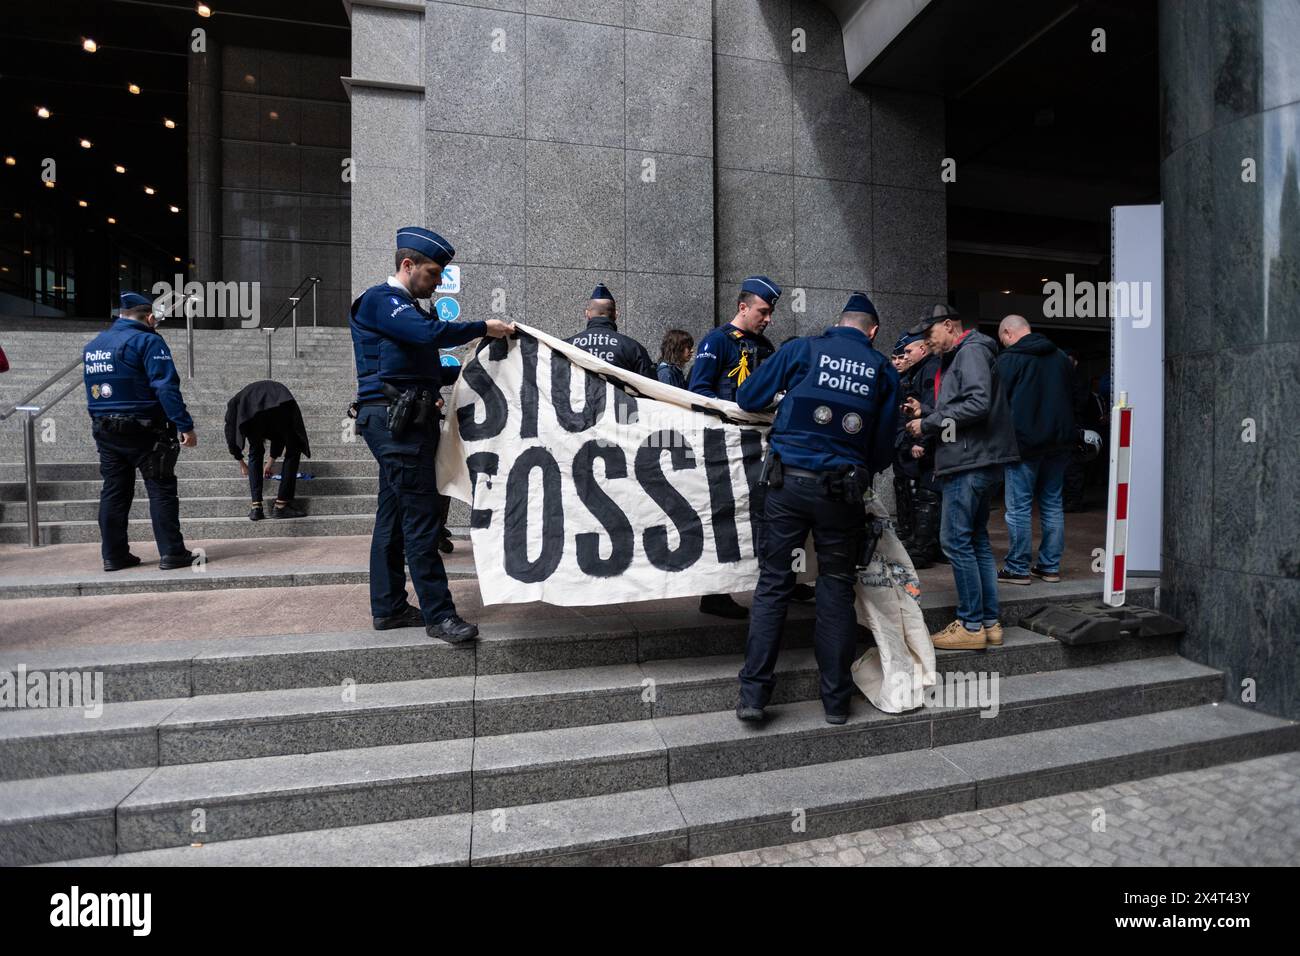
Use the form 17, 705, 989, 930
688, 275, 779, 401
691, 276, 781, 618
84, 292, 198, 571
565, 283, 655, 377
351, 227, 515, 643
734, 292, 899, 724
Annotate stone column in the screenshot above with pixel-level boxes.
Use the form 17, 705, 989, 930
1159, 0, 1300, 718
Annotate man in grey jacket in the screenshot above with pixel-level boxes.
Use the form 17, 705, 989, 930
903, 306, 1019, 650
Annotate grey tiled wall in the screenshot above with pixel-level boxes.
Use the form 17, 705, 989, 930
350, 0, 946, 360
350, 0, 715, 357
1159, 0, 1300, 719
712, 0, 946, 352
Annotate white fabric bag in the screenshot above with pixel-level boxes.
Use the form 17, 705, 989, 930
850, 496, 937, 713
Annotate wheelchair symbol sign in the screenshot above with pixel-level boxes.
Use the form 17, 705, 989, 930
434, 296, 461, 321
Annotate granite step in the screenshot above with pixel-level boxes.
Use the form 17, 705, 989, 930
0, 493, 383, 524
0, 655, 1225, 860
0, 458, 378, 481
29, 703, 1300, 866
0, 590, 1162, 704
1, 513, 380, 543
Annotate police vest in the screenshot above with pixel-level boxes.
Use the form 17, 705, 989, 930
83, 320, 166, 417
771, 332, 887, 468
711, 326, 773, 401
350, 284, 436, 402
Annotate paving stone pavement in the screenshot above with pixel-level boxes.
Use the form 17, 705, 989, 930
671, 752, 1300, 867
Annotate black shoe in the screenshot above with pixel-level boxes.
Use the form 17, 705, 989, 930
158, 550, 197, 570
428, 614, 479, 644
997, 567, 1032, 586
824, 712, 849, 725
905, 546, 933, 570
1030, 565, 1062, 583
736, 702, 766, 722
271, 502, 307, 519
248, 505, 264, 522
438, 535, 454, 554
103, 553, 141, 572
700, 594, 748, 619
373, 605, 424, 631
791, 583, 816, 602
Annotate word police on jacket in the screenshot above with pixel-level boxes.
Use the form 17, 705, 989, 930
816, 352, 877, 395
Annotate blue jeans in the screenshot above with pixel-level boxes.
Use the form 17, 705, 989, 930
940, 465, 1001, 629
1003, 452, 1069, 575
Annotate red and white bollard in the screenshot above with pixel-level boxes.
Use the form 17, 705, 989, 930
1103, 393, 1134, 607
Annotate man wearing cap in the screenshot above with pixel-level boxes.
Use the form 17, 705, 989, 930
902, 306, 1019, 650
891, 327, 944, 567
83, 292, 198, 572
351, 227, 515, 644
689, 275, 781, 618
733, 292, 898, 724
565, 283, 654, 377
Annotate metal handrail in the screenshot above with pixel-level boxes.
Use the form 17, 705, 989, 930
262, 275, 321, 378
1, 354, 85, 547
0, 357, 83, 422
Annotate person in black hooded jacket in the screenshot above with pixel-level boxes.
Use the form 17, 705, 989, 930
225, 380, 312, 521
994, 315, 1075, 585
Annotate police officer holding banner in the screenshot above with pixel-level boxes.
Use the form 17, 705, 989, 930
350, 227, 515, 643
83, 292, 198, 572
690, 275, 781, 619
733, 292, 899, 724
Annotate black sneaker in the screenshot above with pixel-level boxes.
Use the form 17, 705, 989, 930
824, 712, 849, 725
271, 502, 307, 519
248, 505, 264, 522
373, 605, 424, 631
1030, 565, 1062, 583
736, 702, 766, 723
700, 593, 748, 619
428, 614, 479, 644
103, 553, 142, 572
791, 583, 815, 602
997, 567, 1031, 586
159, 550, 198, 570
438, 535, 454, 554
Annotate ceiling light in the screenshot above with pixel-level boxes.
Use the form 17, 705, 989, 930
268, 111, 279, 121
169, 205, 180, 213
197, 3, 212, 17
82, 38, 97, 53
174, 256, 182, 262
163, 118, 176, 129
79, 138, 92, 149
78, 199, 88, 207
128, 83, 141, 95
23, 249, 31, 255
1001, 289, 1012, 294
36, 106, 51, 119
44, 180, 55, 189
13, 212, 22, 219
3, 156, 15, 166
114, 164, 126, 174
144, 185, 155, 195
107, 217, 116, 224
120, 263, 127, 269
243, 74, 255, 85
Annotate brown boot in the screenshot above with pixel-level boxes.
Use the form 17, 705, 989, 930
931, 619, 987, 650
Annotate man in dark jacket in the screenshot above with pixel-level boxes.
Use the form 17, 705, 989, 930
225, 380, 312, 520
903, 308, 1019, 650
565, 283, 655, 377
995, 316, 1075, 585
892, 330, 944, 567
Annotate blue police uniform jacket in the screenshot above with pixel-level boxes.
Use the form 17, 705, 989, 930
350, 279, 487, 403
83, 318, 194, 432
736, 326, 899, 473
565, 315, 654, 377
687, 322, 775, 401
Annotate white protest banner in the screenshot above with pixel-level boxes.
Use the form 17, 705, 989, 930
436, 324, 773, 606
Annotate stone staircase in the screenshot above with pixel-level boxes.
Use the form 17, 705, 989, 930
2, 588, 1297, 866
0, 326, 456, 544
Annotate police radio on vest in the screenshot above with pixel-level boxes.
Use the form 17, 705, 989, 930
816, 352, 875, 395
